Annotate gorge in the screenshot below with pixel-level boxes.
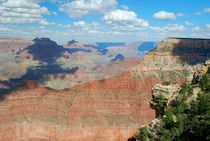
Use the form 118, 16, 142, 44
0, 37, 209, 141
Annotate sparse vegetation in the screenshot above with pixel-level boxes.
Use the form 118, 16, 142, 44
135, 67, 210, 141
152, 96, 166, 116
180, 82, 192, 95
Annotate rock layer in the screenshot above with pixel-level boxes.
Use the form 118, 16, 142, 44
0, 38, 209, 141
0, 38, 33, 53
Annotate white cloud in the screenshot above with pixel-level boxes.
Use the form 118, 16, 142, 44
190, 26, 210, 38
0, 0, 49, 25
73, 21, 86, 27
192, 26, 200, 32
103, 9, 149, 31
57, 23, 71, 28
91, 22, 100, 27
185, 21, 193, 26
73, 21, 101, 31
203, 8, 210, 13
153, 11, 176, 20
151, 24, 184, 34
59, 0, 117, 18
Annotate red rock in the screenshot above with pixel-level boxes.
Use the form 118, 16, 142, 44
0, 38, 33, 53
0, 38, 209, 141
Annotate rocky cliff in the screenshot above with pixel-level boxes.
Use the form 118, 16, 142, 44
135, 59, 210, 141
0, 38, 209, 141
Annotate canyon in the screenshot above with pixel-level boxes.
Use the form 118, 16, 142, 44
0, 38, 209, 141
0, 37, 149, 89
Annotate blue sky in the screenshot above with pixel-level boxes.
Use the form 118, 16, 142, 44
0, 0, 210, 43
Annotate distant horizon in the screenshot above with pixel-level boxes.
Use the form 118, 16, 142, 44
0, 36, 160, 45
1, 36, 210, 46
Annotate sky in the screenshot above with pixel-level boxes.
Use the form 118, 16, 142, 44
0, 0, 210, 43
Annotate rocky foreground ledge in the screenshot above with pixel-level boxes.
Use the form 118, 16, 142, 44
135, 60, 210, 141
0, 38, 209, 141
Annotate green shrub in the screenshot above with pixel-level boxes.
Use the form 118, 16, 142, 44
199, 74, 210, 91
135, 70, 210, 141
164, 109, 175, 128
135, 127, 150, 141
152, 96, 166, 116
180, 82, 192, 95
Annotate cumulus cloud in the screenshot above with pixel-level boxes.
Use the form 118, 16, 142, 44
103, 9, 149, 31
192, 26, 200, 32
57, 23, 71, 28
190, 26, 210, 38
151, 24, 184, 34
73, 21, 86, 27
153, 11, 176, 20
73, 21, 100, 31
0, 0, 49, 25
59, 0, 117, 18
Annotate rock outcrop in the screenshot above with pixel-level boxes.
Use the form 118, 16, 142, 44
134, 59, 210, 141
0, 38, 209, 141
151, 84, 181, 106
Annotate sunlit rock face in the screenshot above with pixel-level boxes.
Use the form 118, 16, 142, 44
0, 38, 209, 141
0, 37, 33, 53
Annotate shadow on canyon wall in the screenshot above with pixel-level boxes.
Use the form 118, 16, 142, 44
127, 137, 136, 141
127, 38, 210, 141
0, 38, 81, 100
1, 38, 210, 100
171, 38, 210, 65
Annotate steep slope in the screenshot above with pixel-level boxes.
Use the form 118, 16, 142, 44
135, 61, 210, 141
0, 38, 209, 141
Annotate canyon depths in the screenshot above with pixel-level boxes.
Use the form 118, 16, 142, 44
0, 38, 209, 141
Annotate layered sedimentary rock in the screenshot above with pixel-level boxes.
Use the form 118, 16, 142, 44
0, 38, 209, 141
0, 37, 33, 53
0, 37, 144, 89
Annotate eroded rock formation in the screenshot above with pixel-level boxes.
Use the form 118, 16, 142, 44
0, 37, 33, 53
0, 38, 209, 141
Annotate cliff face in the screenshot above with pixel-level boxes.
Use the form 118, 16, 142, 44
135, 60, 210, 141
0, 38, 209, 141
147, 38, 210, 64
